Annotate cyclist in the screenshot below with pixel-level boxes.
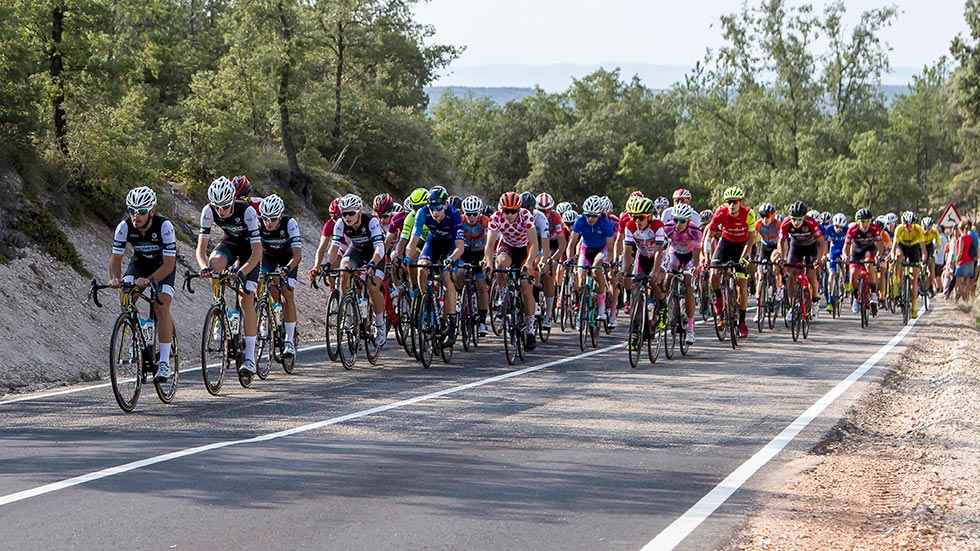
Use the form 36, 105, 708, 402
536, 192, 565, 330
622, 196, 667, 343
310, 197, 346, 278
232, 175, 262, 212
891, 211, 928, 318
662, 188, 701, 228
921, 217, 941, 296
197, 176, 263, 376
752, 202, 780, 324
602, 196, 624, 328
408, 189, 466, 343
653, 196, 670, 219
704, 186, 755, 338
566, 195, 617, 324
109, 186, 177, 382
324, 194, 387, 347
884, 213, 898, 238
486, 191, 540, 349
257, 194, 302, 358
844, 208, 883, 313
662, 203, 702, 343
774, 201, 827, 321
391, 187, 430, 290
459, 195, 491, 335
823, 212, 849, 311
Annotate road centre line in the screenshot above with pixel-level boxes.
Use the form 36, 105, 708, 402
640, 312, 923, 550
0, 342, 624, 507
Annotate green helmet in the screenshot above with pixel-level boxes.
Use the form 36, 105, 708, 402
408, 187, 429, 208
627, 197, 654, 215
722, 186, 745, 201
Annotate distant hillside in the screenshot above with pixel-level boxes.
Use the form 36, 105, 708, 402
425, 86, 535, 110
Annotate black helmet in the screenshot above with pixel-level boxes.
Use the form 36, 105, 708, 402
449, 195, 463, 211
519, 191, 535, 210
482, 205, 494, 217
789, 201, 808, 218
855, 208, 872, 221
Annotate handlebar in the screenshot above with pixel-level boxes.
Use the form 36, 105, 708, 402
89, 278, 161, 309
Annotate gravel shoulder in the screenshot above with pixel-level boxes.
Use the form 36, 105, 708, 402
726, 302, 980, 550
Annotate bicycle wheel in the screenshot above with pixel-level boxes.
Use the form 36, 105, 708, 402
756, 276, 767, 334
153, 327, 179, 404
338, 295, 359, 370
490, 281, 504, 336
627, 292, 645, 368
726, 286, 738, 349
678, 287, 691, 357
417, 293, 435, 368
578, 291, 590, 352
647, 303, 661, 364
109, 314, 143, 412
440, 314, 454, 364
502, 295, 517, 365
255, 302, 272, 380
200, 305, 227, 396
665, 292, 681, 359
791, 287, 802, 342
713, 290, 725, 342
901, 275, 910, 325
396, 290, 411, 351
363, 312, 381, 366
325, 291, 340, 362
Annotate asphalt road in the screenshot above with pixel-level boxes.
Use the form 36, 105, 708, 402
0, 301, 931, 550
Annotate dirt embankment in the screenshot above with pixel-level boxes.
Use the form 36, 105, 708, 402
728, 303, 980, 550
0, 170, 334, 396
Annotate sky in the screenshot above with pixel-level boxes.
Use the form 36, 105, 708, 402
414, 0, 970, 87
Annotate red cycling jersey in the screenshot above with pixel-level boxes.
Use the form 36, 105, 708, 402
707, 205, 756, 244
778, 216, 823, 246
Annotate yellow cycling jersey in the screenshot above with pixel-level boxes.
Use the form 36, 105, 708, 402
922, 227, 941, 246
894, 223, 926, 246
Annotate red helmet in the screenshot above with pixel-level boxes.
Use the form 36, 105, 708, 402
673, 188, 692, 201
232, 175, 251, 198
629, 191, 645, 198
328, 197, 342, 219
498, 192, 521, 210
535, 192, 555, 210
372, 193, 394, 215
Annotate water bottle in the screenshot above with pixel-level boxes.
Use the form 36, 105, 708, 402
357, 296, 369, 320
139, 318, 155, 347
227, 307, 241, 335
272, 301, 283, 326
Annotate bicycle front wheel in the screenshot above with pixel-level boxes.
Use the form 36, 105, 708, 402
627, 293, 645, 368
325, 291, 341, 362
255, 302, 272, 380
338, 295, 359, 370
200, 305, 227, 396
109, 314, 143, 413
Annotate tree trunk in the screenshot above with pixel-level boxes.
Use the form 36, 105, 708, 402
332, 20, 344, 147
275, 0, 309, 200
50, 1, 69, 157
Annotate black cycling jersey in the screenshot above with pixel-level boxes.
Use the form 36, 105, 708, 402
259, 216, 302, 255
199, 200, 261, 248
331, 214, 385, 255
112, 214, 177, 265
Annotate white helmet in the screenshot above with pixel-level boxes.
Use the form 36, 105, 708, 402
338, 194, 363, 212
654, 196, 670, 212
886, 212, 898, 224
561, 210, 578, 224
583, 196, 604, 215
126, 186, 157, 210
832, 213, 847, 227
259, 194, 285, 219
461, 195, 484, 214
673, 203, 695, 222
555, 201, 572, 214
208, 177, 235, 207
535, 192, 555, 210
391, 202, 405, 214
600, 196, 613, 213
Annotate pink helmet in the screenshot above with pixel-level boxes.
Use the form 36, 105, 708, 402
672, 188, 692, 201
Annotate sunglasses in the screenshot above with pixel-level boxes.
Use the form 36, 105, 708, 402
790, 216, 803, 222
378, 213, 391, 219
464, 211, 481, 217
674, 217, 689, 224
726, 199, 739, 205
127, 206, 151, 216
342, 211, 359, 218
633, 214, 650, 221
429, 204, 446, 212
503, 208, 519, 215
585, 214, 599, 219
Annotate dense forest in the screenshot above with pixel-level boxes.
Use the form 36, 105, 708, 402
3, 0, 980, 228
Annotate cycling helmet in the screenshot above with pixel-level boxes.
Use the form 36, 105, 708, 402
856, 208, 872, 221
519, 191, 535, 210
806, 209, 820, 219
208, 176, 235, 207
789, 201, 808, 218
126, 186, 157, 210
832, 213, 847, 227
672, 188, 692, 201
653, 196, 670, 212
722, 186, 745, 201
338, 194, 363, 212
555, 201, 572, 214
569, 201, 580, 213
372, 193, 394, 215
461, 195, 484, 214
600, 196, 614, 213
448, 195, 462, 211
627, 197, 654, 215
561, 210, 578, 225
429, 185, 449, 203
536, 192, 555, 210
701, 209, 714, 220
630, 190, 645, 198
673, 203, 696, 222
901, 211, 916, 224
886, 212, 898, 225
408, 187, 429, 208
582, 195, 603, 215
498, 192, 521, 210
259, 194, 285, 219
482, 205, 494, 217
329, 197, 342, 219
922, 216, 934, 229
231, 175, 252, 198
391, 202, 405, 214
757, 202, 775, 216
427, 189, 446, 207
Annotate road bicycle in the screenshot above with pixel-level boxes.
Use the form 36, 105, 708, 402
330, 266, 383, 370
826, 259, 846, 319
492, 267, 529, 365
750, 259, 779, 333
310, 269, 341, 363
851, 259, 877, 329
415, 262, 457, 368
710, 261, 741, 350
784, 261, 815, 342
254, 269, 296, 378
89, 279, 179, 413
575, 264, 607, 352
664, 267, 691, 358
183, 270, 253, 393
897, 260, 922, 325
557, 260, 579, 332
626, 273, 661, 367
458, 263, 482, 352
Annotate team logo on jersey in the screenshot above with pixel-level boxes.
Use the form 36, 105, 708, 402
152, 233, 158, 239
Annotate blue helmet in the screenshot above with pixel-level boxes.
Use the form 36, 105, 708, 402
427, 189, 446, 207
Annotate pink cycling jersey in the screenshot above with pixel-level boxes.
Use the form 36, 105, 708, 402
665, 224, 703, 255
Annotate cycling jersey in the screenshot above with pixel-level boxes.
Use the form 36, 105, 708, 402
387, 211, 407, 238
199, 201, 261, 248
755, 218, 779, 245
461, 215, 489, 252
259, 216, 302, 257
539, 209, 562, 247
845, 223, 882, 253
823, 225, 847, 258
332, 214, 385, 256
617, 212, 633, 234
532, 209, 550, 242
400, 210, 429, 241
489, 208, 534, 248
413, 206, 464, 242
572, 215, 616, 250
624, 219, 666, 257
923, 227, 941, 247
894, 224, 927, 246
112, 215, 177, 264
661, 206, 702, 229
707, 205, 756, 244
664, 223, 703, 255
779, 217, 823, 247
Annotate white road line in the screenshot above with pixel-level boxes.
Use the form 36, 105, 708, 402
0, 342, 624, 507
0, 344, 326, 406
641, 312, 923, 551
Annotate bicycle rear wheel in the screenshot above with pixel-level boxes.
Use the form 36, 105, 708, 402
200, 305, 227, 396
109, 314, 143, 412
153, 327, 179, 404
363, 317, 381, 366
627, 292, 645, 368
801, 291, 811, 340
395, 289, 410, 348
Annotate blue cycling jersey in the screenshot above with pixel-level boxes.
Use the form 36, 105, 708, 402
824, 225, 847, 257
572, 215, 616, 249
413, 206, 463, 242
